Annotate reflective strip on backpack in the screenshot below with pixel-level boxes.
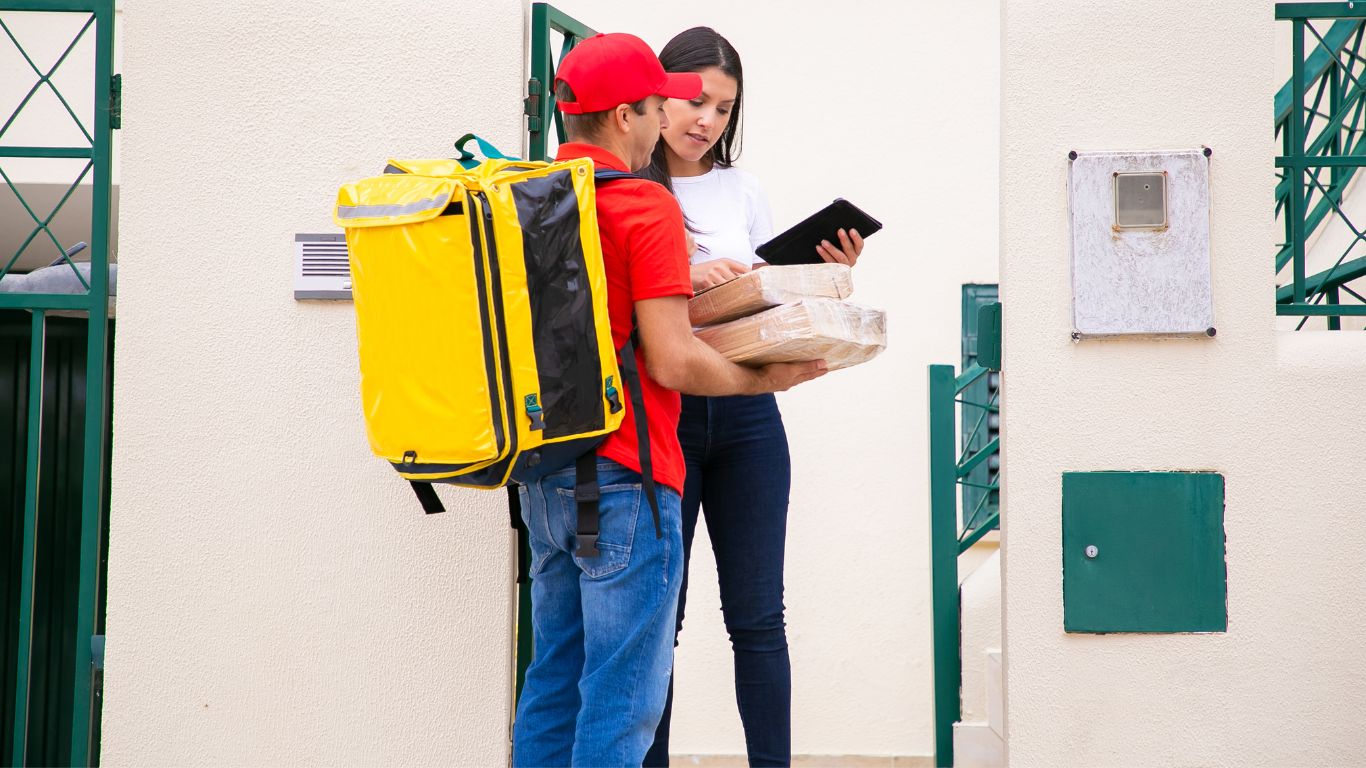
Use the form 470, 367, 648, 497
335, 192, 451, 220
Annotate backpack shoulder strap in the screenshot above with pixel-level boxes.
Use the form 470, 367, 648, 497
408, 480, 445, 514
573, 314, 665, 558
593, 169, 643, 184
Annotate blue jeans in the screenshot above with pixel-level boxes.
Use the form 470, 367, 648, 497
645, 394, 792, 767
513, 458, 684, 767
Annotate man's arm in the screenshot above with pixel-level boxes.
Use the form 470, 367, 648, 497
634, 295, 827, 396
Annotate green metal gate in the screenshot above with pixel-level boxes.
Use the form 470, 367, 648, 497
927, 299, 1001, 768
513, 2, 596, 707
2, 315, 111, 768
1, 1, 117, 765
1275, 3, 1366, 328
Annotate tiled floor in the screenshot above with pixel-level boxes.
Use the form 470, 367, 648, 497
673, 756, 933, 767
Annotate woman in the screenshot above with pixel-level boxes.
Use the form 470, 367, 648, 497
640, 27, 864, 767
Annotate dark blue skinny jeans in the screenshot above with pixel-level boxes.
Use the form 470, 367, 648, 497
644, 392, 792, 767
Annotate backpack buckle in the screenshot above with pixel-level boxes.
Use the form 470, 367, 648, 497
575, 533, 600, 558
524, 394, 546, 431
605, 376, 623, 414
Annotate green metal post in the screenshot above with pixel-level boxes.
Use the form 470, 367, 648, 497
69, 4, 114, 763
1330, 60, 1342, 193
927, 365, 959, 768
9, 311, 44, 767
527, 3, 550, 162
515, 554, 532, 703
1292, 17, 1307, 303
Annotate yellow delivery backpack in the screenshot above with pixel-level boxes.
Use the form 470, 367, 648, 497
333, 135, 660, 557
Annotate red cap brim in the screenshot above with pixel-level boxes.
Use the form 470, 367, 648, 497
657, 71, 703, 101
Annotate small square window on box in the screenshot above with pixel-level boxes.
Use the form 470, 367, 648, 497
1113, 172, 1167, 229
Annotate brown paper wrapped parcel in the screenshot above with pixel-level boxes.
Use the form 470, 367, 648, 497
691, 266, 887, 371
688, 263, 855, 327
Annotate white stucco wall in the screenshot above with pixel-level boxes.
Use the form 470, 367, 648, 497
100, 0, 1000, 761
1002, 1, 1366, 765
103, 2, 525, 763
544, 0, 1001, 758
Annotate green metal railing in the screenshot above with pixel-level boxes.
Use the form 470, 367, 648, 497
928, 302, 1001, 768
1, 2, 116, 765
960, 286, 999, 532
1275, 4, 1366, 328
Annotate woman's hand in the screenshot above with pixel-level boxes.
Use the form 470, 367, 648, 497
816, 228, 864, 267
691, 259, 750, 291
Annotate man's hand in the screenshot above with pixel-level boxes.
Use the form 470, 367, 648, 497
755, 360, 828, 392
636, 295, 827, 396
690, 258, 750, 291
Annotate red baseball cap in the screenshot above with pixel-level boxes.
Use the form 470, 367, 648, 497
555, 33, 702, 114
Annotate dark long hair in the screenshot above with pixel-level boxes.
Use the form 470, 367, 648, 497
642, 27, 744, 194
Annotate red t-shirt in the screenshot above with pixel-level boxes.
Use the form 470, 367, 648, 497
555, 143, 693, 494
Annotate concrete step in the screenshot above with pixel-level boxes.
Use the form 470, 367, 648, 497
952, 722, 1004, 768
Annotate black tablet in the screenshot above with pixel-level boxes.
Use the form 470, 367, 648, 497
755, 198, 883, 266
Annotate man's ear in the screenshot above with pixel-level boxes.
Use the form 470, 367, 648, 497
612, 103, 632, 134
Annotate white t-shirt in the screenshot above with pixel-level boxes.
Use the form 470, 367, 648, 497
671, 165, 774, 266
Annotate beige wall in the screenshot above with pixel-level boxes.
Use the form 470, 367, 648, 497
103, 1, 525, 763
1001, 1, 1366, 765
545, 0, 1001, 758
102, 0, 1002, 761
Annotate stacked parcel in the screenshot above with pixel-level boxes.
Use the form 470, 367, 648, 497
689, 263, 886, 371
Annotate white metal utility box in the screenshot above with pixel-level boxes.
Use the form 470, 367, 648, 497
1068, 149, 1214, 338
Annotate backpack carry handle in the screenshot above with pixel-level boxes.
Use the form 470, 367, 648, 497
454, 133, 518, 169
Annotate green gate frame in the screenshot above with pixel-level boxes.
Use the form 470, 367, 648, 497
1, 1, 116, 765
525, 3, 595, 163
1275, 3, 1366, 327
927, 301, 1002, 768
513, 3, 596, 708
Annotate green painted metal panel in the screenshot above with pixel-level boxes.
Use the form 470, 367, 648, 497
1, 314, 30, 766
1062, 472, 1227, 634
1, 313, 112, 766
9, 310, 43, 766
960, 286, 998, 532
976, 303, 1001, 372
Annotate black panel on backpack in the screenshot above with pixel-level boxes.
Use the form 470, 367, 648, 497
512, 170, 605, 440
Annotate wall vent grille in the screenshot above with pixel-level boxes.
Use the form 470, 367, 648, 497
295, 233, 352, 300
